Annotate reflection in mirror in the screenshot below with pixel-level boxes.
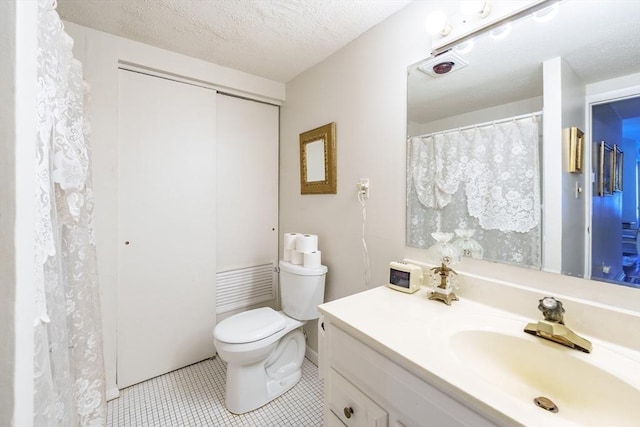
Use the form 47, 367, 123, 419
305, 139, 326, 182
300, 122, 337, 194
406, 0, 640, 287
407, 114, 542, 268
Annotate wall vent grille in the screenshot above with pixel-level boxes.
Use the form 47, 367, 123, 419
216, 263, 276, 314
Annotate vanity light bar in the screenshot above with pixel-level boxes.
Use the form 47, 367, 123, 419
432, 0, 560, 56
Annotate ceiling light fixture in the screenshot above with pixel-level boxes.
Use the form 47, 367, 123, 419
432, 0, 561, 56
425, 10, 452, 36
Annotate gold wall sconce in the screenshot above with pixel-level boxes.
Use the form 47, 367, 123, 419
566, 127, 584, 173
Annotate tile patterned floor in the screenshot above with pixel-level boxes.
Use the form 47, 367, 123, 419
107, 357, 323, 426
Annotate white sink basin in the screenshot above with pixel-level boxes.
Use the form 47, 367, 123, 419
431, 313, 640, 426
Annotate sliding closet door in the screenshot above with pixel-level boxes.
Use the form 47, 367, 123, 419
117, 70, 217, 388
216, 94, 279, 314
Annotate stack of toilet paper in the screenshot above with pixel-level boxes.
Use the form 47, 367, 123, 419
283, 232, 322, 268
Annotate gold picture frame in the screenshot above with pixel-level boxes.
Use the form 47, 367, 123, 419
567, 127, 584, 173
299, 122, 337, 194
613, 144, 623, 192
597, 141, 613, 196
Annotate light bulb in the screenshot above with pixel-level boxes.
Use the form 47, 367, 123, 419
533, 3, 559, 23
490, 23, 511, 40
455, 39, 475, 54
425, 11, 452, 36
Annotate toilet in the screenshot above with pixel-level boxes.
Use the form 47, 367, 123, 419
213, 260, 327, 414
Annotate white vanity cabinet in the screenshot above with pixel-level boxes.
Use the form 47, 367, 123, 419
322, 318, 497, 427
319, 285, 640, 427
327, 368, 387, 427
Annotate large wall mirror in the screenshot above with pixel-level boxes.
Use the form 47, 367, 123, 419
407, 0, 640, 287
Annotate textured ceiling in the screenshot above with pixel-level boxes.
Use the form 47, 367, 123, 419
56, 0, 412, 82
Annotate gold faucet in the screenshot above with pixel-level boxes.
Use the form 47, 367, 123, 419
524, 297, 592, 353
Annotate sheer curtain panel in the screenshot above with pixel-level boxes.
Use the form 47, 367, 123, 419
407, 114, 542, 268
34, 0, 107, 425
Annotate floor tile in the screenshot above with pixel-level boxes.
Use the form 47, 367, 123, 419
107, 357, 323, 426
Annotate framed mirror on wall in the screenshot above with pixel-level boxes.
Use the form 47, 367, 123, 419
406, 0, 640, 286
300, 122, 337, 194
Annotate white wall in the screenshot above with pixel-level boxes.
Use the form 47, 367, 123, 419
559, 58, 587, 277
542, 58, 564, 274
281, 2, 640, 354
0, 3, 18, 424
1, 1, 37, 425
281, 2, 434, 349
409, 96, 542, 137
64, 22, 285, 398
587, 73, 640, 98
280, 1, 544, 349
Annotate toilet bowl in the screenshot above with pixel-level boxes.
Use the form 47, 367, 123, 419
213, 261, 327, 414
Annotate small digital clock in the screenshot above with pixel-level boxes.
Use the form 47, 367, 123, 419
387, 261, 423, 293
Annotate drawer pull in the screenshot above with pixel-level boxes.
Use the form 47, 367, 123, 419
344, 406, 354, 419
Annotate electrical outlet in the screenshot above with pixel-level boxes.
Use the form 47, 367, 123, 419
357, 178, 370, 199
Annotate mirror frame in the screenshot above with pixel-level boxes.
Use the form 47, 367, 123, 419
299, 122, 337, 194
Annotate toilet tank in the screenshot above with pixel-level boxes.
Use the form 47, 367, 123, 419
279, 261, 327, 320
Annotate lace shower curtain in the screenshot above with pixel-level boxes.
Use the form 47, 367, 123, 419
34, 1, 107, 425
407, 114, 542, 268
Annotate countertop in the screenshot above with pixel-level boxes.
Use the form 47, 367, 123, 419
318, 285, 640, 427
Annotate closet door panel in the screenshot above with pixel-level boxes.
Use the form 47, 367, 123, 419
216, 95, 279, 271
117, 70, 216, 388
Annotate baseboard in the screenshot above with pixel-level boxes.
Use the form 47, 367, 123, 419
106, 386, 120, 401
305, 345, 318, 366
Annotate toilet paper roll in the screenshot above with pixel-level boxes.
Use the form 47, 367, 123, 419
303, 250, 322, 269
283, 248, 292, 262
296, 234, 318, 253
291, 250, 304, 265
283, 232, 299, 250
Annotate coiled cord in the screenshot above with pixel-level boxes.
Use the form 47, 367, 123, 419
357, 190, 370, 288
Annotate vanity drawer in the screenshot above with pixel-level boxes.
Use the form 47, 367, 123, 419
327, 409, 347, 427
329, 368, 388, 427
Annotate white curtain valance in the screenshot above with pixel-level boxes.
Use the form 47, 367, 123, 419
409, 131, 462, 210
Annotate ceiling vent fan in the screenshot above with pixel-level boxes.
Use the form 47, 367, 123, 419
417, 50, 469, 77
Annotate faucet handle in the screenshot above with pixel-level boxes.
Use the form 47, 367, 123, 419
538, 297, 565, 324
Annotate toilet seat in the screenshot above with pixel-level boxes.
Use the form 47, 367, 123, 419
215, 307, 286, 344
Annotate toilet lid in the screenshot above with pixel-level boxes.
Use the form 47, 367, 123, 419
214, 307, 286, 344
